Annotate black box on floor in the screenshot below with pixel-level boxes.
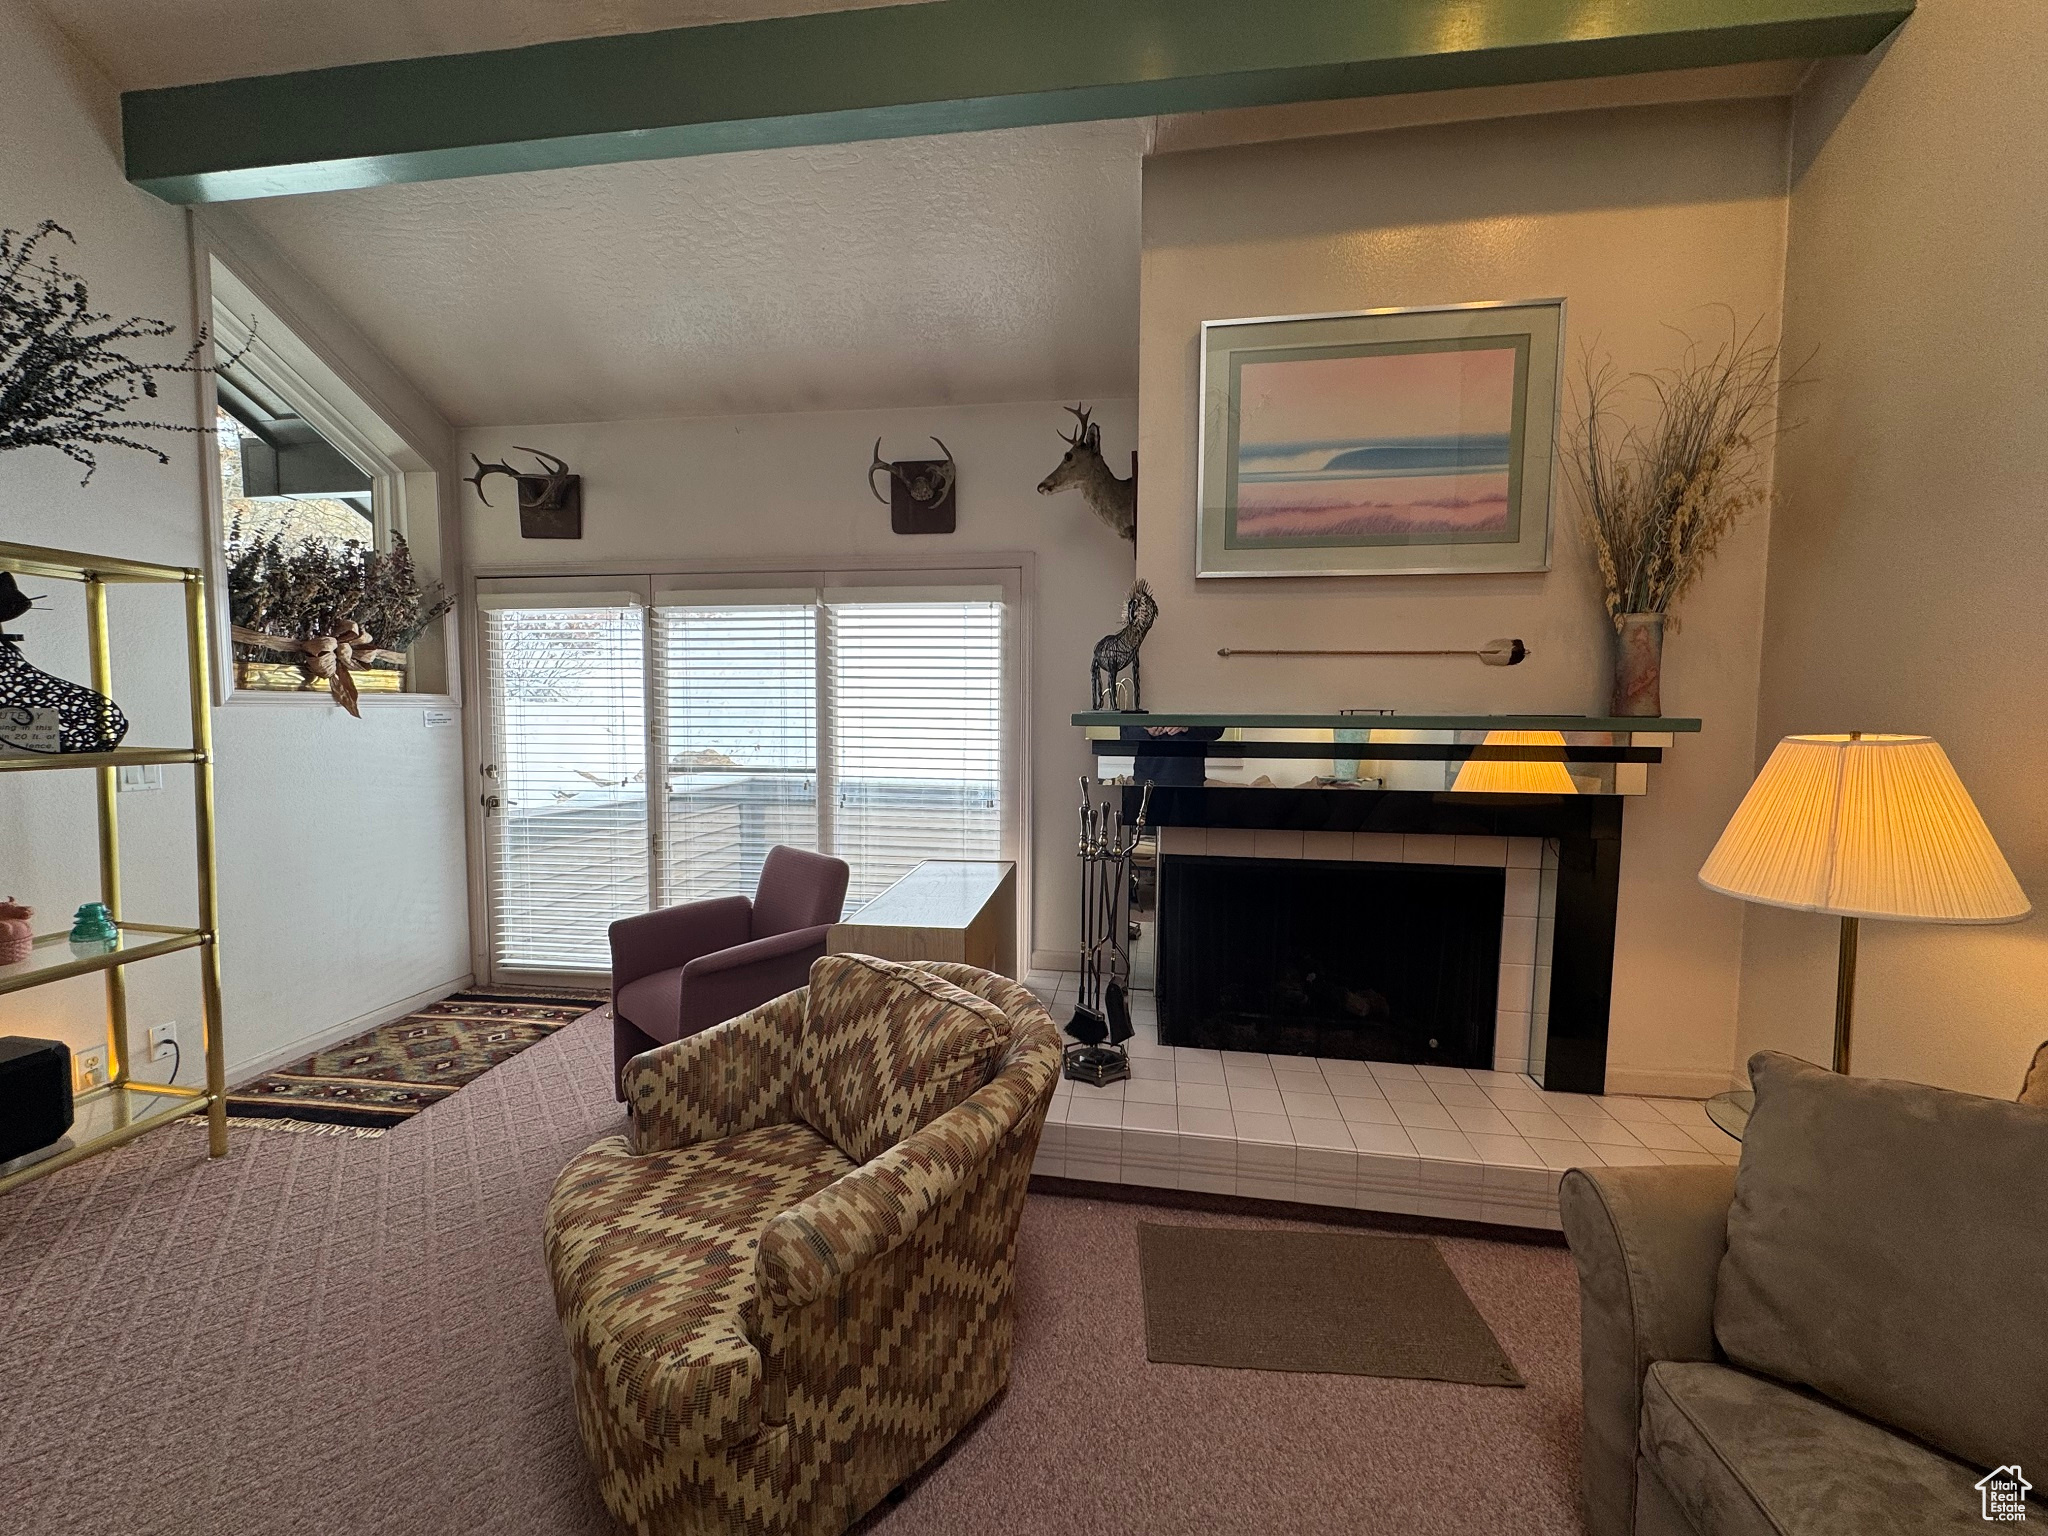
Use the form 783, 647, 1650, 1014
0, 1036, 73, 1161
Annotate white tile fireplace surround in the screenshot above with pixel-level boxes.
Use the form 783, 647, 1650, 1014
1154, 827, 1560, 1076
1021, 972, 1739, 1231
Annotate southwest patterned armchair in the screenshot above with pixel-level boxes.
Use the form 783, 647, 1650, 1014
544, 954, 1060, 1536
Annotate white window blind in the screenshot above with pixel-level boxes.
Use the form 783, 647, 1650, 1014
655, 598, 819, 905
478, 578, 1012, 977
482, 604, 648, 972
828, 595, 1005, 905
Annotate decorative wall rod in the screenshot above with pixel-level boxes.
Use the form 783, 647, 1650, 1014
1217, 639, 1530, 667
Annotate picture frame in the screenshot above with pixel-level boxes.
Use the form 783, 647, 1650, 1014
1196, 299, 1564, 578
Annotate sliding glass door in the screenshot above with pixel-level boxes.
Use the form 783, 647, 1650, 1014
656, 593, 820, 904
479, 597, 649, 972
829, 593, 1005, 905
479, 574, 1017, 980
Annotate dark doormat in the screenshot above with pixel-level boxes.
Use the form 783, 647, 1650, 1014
1137, 1223, 1524, 1387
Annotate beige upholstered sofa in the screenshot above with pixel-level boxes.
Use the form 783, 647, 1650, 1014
1562, 1050, 2048, 1536
545, 954, 1060, 1536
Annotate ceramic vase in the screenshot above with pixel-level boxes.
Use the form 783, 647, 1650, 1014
0, 900, 32, 966
1610, 613, 1665, 718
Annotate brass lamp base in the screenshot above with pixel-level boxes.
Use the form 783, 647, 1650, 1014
1832, 914, 1858, 1074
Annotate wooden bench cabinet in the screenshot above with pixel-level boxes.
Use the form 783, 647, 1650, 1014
827, 860, 1016, 978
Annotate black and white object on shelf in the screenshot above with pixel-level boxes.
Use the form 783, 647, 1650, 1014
0, 571, 128, 755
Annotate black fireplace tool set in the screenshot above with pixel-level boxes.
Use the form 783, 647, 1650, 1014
1064, 775, 1151, 1087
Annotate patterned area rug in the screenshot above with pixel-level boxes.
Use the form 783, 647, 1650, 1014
226, 989, 606, 1128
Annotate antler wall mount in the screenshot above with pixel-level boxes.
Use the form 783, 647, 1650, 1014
465, 446, 582, 540
867, 438, 957, 534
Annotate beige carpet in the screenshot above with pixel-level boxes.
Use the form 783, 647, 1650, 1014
0, 1008, 1586, 1536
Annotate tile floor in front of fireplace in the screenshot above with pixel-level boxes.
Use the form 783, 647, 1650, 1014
1022, 972, 1738, 1231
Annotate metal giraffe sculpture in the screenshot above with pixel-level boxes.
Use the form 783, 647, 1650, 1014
1090, 579, 1158, 711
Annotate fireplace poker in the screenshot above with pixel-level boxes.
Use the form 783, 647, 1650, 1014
1068, 777, 1113, 1050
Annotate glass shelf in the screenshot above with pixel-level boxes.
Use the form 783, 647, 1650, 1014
0, 747, 206, 773
0, 548, 192, 584
0, 1081, 211, 1195
0, 536, 228, 1190
0, 924, 208, 996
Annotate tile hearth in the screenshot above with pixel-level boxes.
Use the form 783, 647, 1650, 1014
1021, 972, 1738, 1231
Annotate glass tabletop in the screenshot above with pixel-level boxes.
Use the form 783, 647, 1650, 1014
1706, 1090, 1754, 1140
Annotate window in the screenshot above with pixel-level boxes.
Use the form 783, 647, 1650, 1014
478, 576, 1017, 978
204, 253, 450, 701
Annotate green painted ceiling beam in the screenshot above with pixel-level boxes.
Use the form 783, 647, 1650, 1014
123, 0, 1912, 203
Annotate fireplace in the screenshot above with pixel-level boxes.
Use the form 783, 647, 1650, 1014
1083, 709, 1698, 1095
1125, 786, 1618, 1092
1158, 855, 1504, 1067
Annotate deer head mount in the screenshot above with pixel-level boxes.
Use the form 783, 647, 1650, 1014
1038, 404, 1135, 544
867, 437, 958, 534
465, 447, 583, 539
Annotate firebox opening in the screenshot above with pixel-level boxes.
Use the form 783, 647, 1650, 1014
1157, 855, 1505, 1068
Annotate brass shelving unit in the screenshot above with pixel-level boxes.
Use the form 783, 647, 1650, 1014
0, 540, 227, 1194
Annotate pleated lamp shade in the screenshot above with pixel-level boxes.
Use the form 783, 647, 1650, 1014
1451, 730, 1578, 796
1700, 734, 2030, 923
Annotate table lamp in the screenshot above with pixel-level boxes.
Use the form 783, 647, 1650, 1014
1700, 733, 2030, 1072
1451, 730, 1578, 796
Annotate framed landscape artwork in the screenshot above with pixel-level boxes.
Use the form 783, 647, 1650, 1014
1197, 300, 1564, 577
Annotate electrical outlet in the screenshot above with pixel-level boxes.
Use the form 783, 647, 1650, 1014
75, 1045, 109, 1091
147, 1022, 178, 1063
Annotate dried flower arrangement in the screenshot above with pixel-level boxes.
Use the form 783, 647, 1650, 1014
1566, 318, 1797, 627
1563, 317, 1800, 714
1, 221, 231, 482
225, 521, 453, 715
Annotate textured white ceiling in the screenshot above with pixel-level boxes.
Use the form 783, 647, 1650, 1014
224, 120, 1143, 427
39, 0, 936, 89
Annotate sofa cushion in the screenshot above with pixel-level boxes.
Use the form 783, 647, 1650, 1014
544, 1119, 857, 1449
791, 953, 1009, 1166
1716, 1051, 2048, 1477
1640, 1361, 1985, 1535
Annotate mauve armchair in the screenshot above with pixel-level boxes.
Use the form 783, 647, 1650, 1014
608, 845, 850, 1096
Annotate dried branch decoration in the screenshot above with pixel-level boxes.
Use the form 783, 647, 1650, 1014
1565, 316, 1802, 631
0, 221, 224, 482
225, 522, 453, 715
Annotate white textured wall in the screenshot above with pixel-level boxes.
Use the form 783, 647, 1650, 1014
230, 120, 1144, 429
1738, 0, 2048, 1099
1137, 100, 1794, 1094
0, 0, 471, 1083
461, 399, 1138, 969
